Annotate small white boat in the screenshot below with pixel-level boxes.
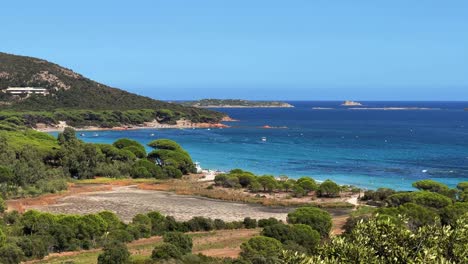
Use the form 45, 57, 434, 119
261, 137, 267, 142
80, 133, 85, 137
150, 133, 155, 136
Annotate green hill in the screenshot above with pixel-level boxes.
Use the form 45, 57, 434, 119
0, 52, 224, 123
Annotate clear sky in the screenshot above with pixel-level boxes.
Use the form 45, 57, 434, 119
1, 0, 467, 100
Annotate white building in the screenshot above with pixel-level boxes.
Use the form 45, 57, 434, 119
3, 87, 49, 96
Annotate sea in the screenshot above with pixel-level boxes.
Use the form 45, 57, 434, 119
61, 101, 468, 191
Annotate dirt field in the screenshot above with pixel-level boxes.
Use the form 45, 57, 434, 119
29, 185, 293, 222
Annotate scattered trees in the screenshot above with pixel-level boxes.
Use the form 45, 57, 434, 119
214, 169, 343, 199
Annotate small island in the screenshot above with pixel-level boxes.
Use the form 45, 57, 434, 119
180, 99, 294, 108
341, 100, 363, 106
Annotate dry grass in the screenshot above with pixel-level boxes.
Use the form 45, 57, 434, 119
29, 229, 260, 264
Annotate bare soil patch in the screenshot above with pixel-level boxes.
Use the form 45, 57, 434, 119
28, 185, 293, 222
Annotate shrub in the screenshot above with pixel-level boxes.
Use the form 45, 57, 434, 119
97, 241, 130, 264
147, 211, 167, 235
213, 219, 226, 230
107, 230, 133, 244
258, 218, 281, 228
243, 217, 257, 229
131, 214, 151, 238
287, 207, 332, 237
240, 236, 283, 264
386, 192, 414, 206
412, 191, 452, 208
379, 203, 440, 230
0, 197, 6, 213
163, 232, 193, 255
289, 224, 321, 252
361, 188, 396, 202
413, 180, 457, 199
186, 217, 214, 232
440, 202, 468, 226
0, 244, 25, 264
261, 223, 291, 242
98, 211, 123, 230
151, 242, 182, 260
16, 236, 48, 259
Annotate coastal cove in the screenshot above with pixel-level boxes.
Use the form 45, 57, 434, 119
53, 101, 468, 191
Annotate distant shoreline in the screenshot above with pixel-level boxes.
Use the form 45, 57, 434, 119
197, 105, 294, 108
35, 117, 235, 132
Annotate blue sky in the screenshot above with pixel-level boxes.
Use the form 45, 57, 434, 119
1, 1, 467, 100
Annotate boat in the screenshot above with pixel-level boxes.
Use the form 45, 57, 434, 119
80, 133, 85, 137
150, 133, 155, 137
261, 137, 267, 142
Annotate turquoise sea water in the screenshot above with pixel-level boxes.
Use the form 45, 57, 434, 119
60, 101, 468, 190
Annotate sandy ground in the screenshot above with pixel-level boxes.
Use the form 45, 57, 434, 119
29, 185, 292, 222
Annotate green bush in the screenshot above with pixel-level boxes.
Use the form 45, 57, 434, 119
243, 217, 257, 229
287, 207, 332, 237
258, 218, 281, 228
0, 197, 6, 213
163, 232, 193, 255
151, 242, 182, 260
186, 217, 214, 231
240, 236, 283, 264
440, 202, 468, 226
0, 244, 25, 264
97, 241, 130, 264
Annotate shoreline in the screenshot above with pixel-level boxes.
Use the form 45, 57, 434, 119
35, 118, 233, 133
196, 105, 294, 108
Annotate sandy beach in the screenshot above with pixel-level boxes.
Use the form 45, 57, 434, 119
35, 118, 232, 132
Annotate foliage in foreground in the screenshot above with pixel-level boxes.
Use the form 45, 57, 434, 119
279, 214, 468, 264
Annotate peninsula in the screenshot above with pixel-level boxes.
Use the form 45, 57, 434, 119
179, 99, 294, 108
0, 52, 227, 130
341, 100, 363, 106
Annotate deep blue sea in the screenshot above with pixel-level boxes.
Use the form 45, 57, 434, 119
63, 101, 468, 190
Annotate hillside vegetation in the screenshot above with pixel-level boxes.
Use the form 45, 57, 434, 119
0, 52, 224, 124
